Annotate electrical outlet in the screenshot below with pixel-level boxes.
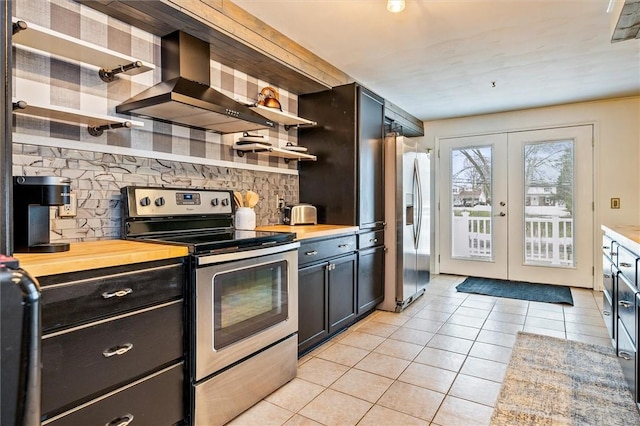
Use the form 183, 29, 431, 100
611, 198, 621, 209
59, 192, 77, 217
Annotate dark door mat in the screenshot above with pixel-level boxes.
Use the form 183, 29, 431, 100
456, 276, 574, 305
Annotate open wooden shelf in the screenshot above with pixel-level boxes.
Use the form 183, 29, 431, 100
12, 18, 155, 80
13, 99, 144, 136
246, 104, 316, 130
233, 142, 317, 162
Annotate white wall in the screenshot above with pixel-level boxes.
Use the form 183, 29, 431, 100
423, 96, 640, 289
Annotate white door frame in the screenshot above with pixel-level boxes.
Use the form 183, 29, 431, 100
433, 123, 597, 289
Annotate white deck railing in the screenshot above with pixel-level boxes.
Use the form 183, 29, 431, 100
452, 213, 573, 266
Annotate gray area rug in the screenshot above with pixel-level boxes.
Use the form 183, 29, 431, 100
491, 332, 640, 425
456, 276, 574, 305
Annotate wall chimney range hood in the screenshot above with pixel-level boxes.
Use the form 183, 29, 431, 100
116, 31, 274, 133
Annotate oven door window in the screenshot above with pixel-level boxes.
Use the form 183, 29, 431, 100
213, 260, 288, 350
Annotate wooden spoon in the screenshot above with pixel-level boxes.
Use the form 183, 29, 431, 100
245, 190, 259, 208
233, 191, 244, 208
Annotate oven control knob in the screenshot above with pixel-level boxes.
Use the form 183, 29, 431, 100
211, 198, 219, 207
221, 198, 229, 207
155, 197, 165, 207
140, 196, 151, 207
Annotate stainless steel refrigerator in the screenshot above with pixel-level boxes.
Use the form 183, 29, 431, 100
379, 134, 431, 312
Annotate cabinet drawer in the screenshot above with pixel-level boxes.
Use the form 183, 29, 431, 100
617, 319, 637, 403
41, 301, 183, 416
358, 230, 384, 250
602, 234, 617, 261
618, 245, 639, 286
617, 273, 636, 346
41, 260, 184, 332
43, 363, 184, 426
298, 235, 356, 266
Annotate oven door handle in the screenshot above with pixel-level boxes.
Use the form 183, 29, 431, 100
197, 241, 301, 266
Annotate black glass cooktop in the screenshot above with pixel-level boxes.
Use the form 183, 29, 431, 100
138, 229, 295, 254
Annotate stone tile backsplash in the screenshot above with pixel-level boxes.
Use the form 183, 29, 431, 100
13, 144, 299, 242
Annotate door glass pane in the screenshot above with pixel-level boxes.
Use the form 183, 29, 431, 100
450, 146, 493, 261
523, 140, 574, 267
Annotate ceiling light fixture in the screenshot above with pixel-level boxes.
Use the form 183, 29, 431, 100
387, 0, 405, 13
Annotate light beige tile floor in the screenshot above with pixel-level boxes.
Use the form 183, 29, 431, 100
229, 274, 609, 426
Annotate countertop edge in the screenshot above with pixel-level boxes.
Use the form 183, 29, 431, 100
601, 225, 640, 254
256, 225, 360, 241
14, 240, 189, 278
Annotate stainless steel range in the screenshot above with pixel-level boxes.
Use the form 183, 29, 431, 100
121, 186, 299, 426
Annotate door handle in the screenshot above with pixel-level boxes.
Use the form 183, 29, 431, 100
620, 262, 633, 268
494, 212, 506, 217
618, 300, 633, 308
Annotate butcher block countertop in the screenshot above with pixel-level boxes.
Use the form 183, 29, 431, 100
256, 224, 359, 241
13, 240, 189, 278
602, 225, 640, 253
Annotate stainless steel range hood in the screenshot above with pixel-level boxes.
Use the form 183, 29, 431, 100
116, 31, 274, 134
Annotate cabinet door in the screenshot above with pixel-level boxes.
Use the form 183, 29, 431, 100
298, 262, 329, 353
358, 87, 385, 229
328, 254, 357, 334
357, 246, 385, 316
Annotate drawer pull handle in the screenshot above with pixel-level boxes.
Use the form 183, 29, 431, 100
618, 351, 633, 361
338, 244, 349, 248
611, 253, 617, 257
103, 343, 134, 358
618, 300, 633, 308
603, 274, 611, 279
620, 262, 633, 268
603, 245, 610, 250
106, 414, 134, 426
603, 310, 611, 316
305, 250, 318, 256
102, 288, 133, 299
369, 238, 378, 243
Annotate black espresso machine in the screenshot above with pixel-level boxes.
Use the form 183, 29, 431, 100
13, 176, 71, 253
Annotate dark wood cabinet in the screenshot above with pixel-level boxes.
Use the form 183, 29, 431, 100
297, 235, 357, 355
298, 262, 329, 351
299, 83, 385, 230
299, 83, 386, 330
357, 245, 385, 317
38, 259, 186, 423
328, 254, 357, 334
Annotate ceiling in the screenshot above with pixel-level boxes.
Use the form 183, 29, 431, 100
231, 0, 640, 121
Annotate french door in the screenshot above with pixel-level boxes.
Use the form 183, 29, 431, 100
439, 126, 593, 288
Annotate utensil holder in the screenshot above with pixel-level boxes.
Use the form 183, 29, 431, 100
235, 207, 256, 230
